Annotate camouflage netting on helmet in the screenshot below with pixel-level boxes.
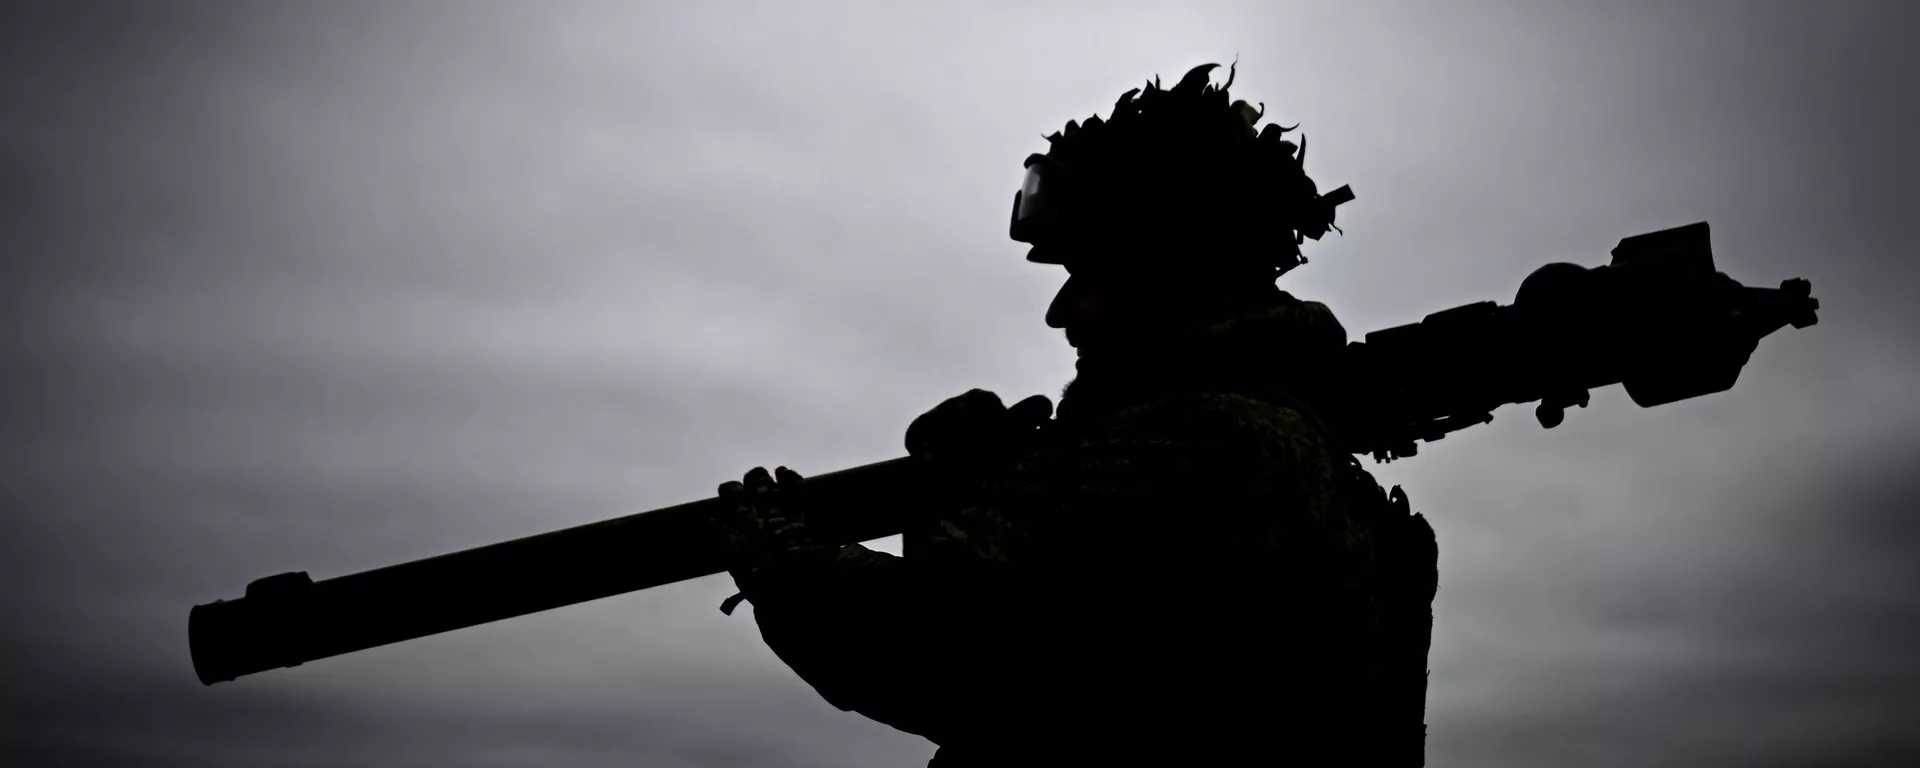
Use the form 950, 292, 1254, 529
1034, 61, 1345, 280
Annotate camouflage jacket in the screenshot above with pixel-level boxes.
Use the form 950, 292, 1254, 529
730, 297, 1439, 767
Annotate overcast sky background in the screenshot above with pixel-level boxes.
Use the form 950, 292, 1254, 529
2, 1, 1916, 766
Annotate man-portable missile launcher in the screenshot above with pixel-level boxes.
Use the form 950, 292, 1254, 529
188, 221, 1818, 686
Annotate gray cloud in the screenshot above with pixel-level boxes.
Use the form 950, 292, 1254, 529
3, 0, 1916, 766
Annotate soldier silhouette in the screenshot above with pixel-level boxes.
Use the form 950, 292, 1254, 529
712, 62, 1440, 767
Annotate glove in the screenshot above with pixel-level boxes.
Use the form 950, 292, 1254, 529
904, 389, 1054, 491
711, 465, 814, 615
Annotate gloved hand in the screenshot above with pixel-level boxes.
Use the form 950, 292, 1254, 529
904, 389, 1054, 491
710, 465, 820, 615
713, 466, 812, 570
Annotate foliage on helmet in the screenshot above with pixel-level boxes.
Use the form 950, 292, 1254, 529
1037, 61, 1345, 277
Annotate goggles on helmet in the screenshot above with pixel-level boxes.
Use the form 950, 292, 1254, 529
1008, 153, 1063, 247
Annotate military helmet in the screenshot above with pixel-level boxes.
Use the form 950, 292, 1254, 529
1009, 62, 1354, 281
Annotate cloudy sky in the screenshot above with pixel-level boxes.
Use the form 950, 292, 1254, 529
3, 0, 1916, 765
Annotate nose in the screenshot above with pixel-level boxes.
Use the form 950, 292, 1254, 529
1046, 274, 1088, 330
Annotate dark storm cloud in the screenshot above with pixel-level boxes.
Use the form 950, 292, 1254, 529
2, 1, 1916, 766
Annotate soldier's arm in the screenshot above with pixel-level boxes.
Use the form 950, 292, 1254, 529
728, 540, 1022, 743
728, 394, 1326, 739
